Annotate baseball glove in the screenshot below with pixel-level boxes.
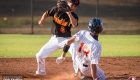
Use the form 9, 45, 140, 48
57, 0, 71, 12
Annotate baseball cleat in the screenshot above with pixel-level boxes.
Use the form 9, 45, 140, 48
69, 73, 79, 78
33, 74, 46, 78
74, 73, 78, 77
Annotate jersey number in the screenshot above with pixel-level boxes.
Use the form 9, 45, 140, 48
78, 42, 90, 56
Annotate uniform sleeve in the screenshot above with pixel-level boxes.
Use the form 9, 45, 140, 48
90, 44, 101, 64
46, 6, 57, 16
74, 30, 82, 41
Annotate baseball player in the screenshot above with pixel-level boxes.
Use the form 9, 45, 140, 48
56, 18, 105, 80
35, 0, 80, 76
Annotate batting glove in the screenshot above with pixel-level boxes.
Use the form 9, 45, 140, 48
56, 56, 65, 64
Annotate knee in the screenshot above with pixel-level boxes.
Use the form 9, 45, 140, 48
36, 53, 45, 63
36, 53, 43, 59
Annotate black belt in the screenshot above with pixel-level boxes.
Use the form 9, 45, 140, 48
83, 64, 88, 67
52, 34, 70, 38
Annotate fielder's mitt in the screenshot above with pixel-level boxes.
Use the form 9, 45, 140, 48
57, 0, 71, 12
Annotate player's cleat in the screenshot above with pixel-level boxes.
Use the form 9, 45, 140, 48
69, 73, 79, 78
33, 74, 46, 78
79, 76, 85, 80
74, 73, 78, 77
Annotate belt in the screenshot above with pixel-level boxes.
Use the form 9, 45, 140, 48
83, 64, 88, 67
52, 34, 71, 38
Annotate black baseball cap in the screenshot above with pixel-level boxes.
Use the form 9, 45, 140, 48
67, 0, 80, 7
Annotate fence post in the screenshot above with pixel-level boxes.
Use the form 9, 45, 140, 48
96, 0, 99, 18
31, 0, 34, 34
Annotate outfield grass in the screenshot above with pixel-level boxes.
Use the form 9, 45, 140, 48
100, 35, 140, 57
0, 34, 140, 58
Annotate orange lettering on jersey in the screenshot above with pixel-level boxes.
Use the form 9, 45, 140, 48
78, 42, 84, 53
83, 45, 90, 57
53, 14, 69, 26
60, 26, 65, 33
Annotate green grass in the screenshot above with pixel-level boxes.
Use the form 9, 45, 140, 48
0, 34, 65, 58
100, 35, 140, 57
0, 34, 140, 58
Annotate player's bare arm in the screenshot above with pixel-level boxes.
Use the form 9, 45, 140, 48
56, 36, 76, 64
61, 36, 76, 57
90, 64, 97, 80
66, 1, 78, 27
38, 12, 48, 26
66, 36, 76, 45
66, 12, 78, 27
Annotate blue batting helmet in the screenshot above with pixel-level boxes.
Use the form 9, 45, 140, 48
88, 18, 103, 34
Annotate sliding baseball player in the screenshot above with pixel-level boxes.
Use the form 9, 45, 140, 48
56, 18, 105, 80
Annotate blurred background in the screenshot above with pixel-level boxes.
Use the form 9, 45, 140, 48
0, 0, 140, 34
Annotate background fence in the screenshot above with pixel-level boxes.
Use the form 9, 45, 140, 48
0, 0, 140, 34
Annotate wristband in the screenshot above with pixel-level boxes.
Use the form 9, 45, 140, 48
63, 44, 70, 53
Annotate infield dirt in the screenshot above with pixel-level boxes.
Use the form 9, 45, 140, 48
0, 57, 140, 80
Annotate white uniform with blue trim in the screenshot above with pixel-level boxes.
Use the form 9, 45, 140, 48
74, 30, 105, 80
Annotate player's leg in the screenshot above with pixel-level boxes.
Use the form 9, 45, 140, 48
79, 65, 105, 80
79, 65, 91, 77
68, 42, 79, 74
35, 36, 60, 75
57, 37, 78, 74
96, 66, 105, 80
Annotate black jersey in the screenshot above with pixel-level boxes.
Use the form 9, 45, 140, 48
46, 6, 78, 37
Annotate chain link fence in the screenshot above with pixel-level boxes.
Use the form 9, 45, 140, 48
0, 0, 140, 34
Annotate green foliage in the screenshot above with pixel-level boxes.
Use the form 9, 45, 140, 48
0, 34, 140, 58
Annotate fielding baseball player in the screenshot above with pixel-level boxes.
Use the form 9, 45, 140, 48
56, 18, 105, 80
35, 0, 80, 76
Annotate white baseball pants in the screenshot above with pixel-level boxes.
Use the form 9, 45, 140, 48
78, 64, 105, 80
35, 35, 77, 75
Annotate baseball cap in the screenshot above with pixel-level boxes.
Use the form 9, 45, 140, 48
67, 0, 80, 7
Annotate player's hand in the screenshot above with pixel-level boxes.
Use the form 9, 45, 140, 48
56, 56, 65, 64
38, 20, 44, 26
66, 11, 72, 14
